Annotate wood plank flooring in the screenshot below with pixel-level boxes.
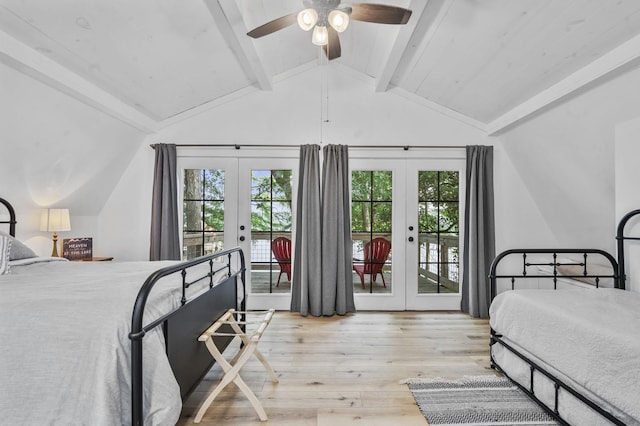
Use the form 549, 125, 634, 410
177, 311, 493, 426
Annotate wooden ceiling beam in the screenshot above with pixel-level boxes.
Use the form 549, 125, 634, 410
206, 0, 272, 91
0, 29, 158, 133
394, 0, 455, 94
487, 32, 640, 135
375, 0, 428, 93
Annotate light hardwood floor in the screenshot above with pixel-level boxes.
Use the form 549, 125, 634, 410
177, 311, 493, 426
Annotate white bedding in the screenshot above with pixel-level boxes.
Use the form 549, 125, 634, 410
0, 258, 219, 425
490, 288, 640, 425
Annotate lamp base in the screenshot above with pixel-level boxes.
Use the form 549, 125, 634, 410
51, 232, 60, 257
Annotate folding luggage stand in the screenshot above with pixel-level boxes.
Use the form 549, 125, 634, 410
193, 309, 278, 423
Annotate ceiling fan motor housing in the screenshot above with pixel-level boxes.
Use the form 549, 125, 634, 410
304, 0, 343, 26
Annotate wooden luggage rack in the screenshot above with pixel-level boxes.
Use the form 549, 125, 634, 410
194, 309, 278, 423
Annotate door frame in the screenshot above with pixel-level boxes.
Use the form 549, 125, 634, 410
177, 147, 299, 311
350, 158, 407, 310
238, 156, 298, 311
350, 148, 465, 310
404, 158, 465, 310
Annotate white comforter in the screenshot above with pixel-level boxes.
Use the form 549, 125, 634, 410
0, 258, 198, 425
490, 288, 640, 424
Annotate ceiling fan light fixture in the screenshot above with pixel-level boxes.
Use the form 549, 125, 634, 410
312, 25, 328, 46
297, 8, 318, 31
328, 9, 349, 32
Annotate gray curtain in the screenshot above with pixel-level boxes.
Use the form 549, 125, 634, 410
149, 143, 180, 261
291, 145, 322, 316
321, 145, 356, 316
461, 145, 495, 318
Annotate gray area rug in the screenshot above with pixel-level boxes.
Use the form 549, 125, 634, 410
405, 375, 558, 425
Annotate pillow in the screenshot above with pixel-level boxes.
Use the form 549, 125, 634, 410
0, 234, 12, 275
0, 231, 37, 260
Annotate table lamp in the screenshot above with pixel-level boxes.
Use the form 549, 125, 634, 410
40, 208, 71, 257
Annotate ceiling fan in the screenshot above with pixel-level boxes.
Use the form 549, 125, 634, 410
246, 0, 412, 60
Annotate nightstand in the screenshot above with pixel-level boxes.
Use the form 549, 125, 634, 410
72, 257, 114, 262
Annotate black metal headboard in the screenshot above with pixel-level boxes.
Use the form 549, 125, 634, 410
616, 209, 640, 289
0, 198, 16, 237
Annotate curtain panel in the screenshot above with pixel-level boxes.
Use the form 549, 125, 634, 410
291, 145, 322, 316
149, 143, 181, 261
321, 145, 356, 316
461, 145, 495, 318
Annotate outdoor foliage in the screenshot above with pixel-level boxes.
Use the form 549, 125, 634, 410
183, 169, 225, 231
351, 170, 459, 235
251, 170, 292, 232
352, 170, 392, 232
183, 169, 293, 233
418, 171, 459, 234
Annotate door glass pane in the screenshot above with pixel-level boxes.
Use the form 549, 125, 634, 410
352, 170, 392, 294
251, 170, 292, 294
183, 169, 225, 260
417, 170, 459, 293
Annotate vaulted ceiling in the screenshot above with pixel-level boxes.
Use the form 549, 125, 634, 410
2, 0, 640, 135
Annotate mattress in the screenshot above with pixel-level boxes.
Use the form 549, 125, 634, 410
490, 288, 640, 425
0, 257, 219, 425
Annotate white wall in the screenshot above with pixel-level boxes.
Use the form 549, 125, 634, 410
104, 63, 640, 263
615, 115, 640, 292
6, 56, 640, 268
154, 66, 487, 146
102, 66, 492, 260
0, 61, 146, 256
494, 65, 640, 255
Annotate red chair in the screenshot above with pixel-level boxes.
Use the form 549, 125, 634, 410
353, 238, 391, 288
271, 237, 292, 286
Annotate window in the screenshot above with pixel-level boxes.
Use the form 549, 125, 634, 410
417, 171, 459, 293
182, 169, 225, 260
250, 169, 293, 293
351, 170, 393, 293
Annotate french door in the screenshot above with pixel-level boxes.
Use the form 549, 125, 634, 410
178, 151, 297, 311
237, 157, 297, 310
350, 155, 464, 310
179, 149, 463, 312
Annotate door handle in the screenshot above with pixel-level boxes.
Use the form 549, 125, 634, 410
408, 236, 414, 242
239, 236, 245, 242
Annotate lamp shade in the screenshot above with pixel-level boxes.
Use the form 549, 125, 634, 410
312, 25, 328, 46
328, 10, 349, 32
297, 8, 318, 31
40, 208, 71, 232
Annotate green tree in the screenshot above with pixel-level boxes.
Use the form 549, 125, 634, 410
418, 171, 458, 234
351, 170, 392, 232
183, 169, 225, 231
251, 170, 292, 231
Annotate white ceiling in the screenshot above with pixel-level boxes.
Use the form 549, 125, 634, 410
2, 0, 640, 133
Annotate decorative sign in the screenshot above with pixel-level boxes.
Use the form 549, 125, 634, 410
63, 237, 93, 260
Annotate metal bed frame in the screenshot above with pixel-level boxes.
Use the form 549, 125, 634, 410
129, 248, 246, 425
0, 197, 17, 237
0, 198, 247, 426
488, 209, 640, 425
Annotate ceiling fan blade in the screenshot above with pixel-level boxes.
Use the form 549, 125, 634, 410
247, 12, 298, 38
350, 3, 412, 25
323, 27, 341, 60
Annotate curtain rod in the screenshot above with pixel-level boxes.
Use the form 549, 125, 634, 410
149, 143, 464, 151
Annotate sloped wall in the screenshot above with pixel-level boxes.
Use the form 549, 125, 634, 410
495, 65, 640, 254
0, 62, 145, 255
